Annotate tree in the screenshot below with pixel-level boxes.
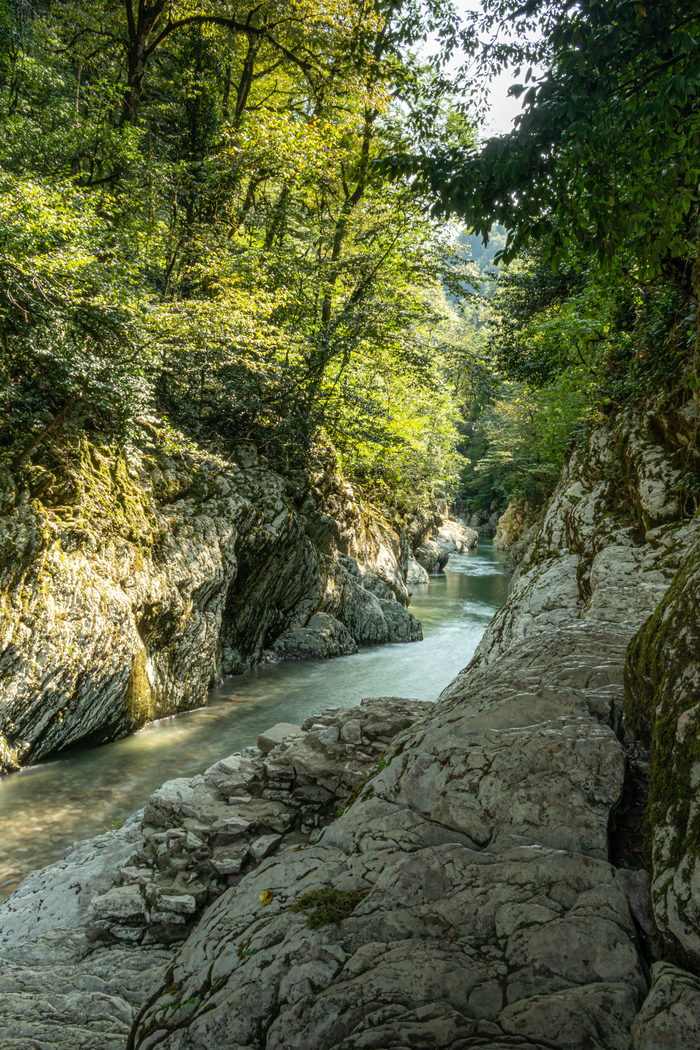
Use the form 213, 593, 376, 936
0, 0, 478, 512
390, 1, 700, 297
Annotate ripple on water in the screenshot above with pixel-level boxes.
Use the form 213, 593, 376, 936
0, 548, 510, 900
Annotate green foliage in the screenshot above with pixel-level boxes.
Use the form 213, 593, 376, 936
392, 1, 700, 295
290, 886, 367, 927
237, 946, 258, 959
476, 369, 596, 506
454, 224, 507, 298
456, 234, 698, 515
0, 0, 477, 508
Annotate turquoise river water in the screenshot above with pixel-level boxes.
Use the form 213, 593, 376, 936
0, 548, 509, 901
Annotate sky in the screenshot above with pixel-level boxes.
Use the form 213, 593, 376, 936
482, 67, 528, 136
449, 0, 542, 137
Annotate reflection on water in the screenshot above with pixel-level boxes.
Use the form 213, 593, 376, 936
0, 548, 509, 900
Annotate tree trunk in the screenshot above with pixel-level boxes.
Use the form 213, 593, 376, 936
320, 110, 375, 326
121, 0, 168, 126
319, 22, 387, 326
234, 35, 261, 126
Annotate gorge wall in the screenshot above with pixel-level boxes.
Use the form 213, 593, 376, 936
1, 431, 472, 773
2, 405, 700, 1049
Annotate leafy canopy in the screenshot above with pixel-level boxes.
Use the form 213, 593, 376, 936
388, 0, 700, 291
0, 0, 479, 511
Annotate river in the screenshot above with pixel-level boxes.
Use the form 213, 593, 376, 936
0, 548, 509, 902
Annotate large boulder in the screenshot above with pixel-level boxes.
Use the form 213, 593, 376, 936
413, 517, 477, 576
405, 554, 430, 584
631, 962, 700, 1049
434, 519, 478, 555
414, 538, 448, 574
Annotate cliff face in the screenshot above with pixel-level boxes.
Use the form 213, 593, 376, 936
625, 529, 700, 974
3, 407, 700, 1049
471, 408, 699, 676
0, 435, 421, 772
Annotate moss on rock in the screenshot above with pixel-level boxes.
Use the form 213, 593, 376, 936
624, 522, 700, 971
290, 887, 367, 928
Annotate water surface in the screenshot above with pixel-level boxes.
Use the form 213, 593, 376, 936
0, 548, 509, 900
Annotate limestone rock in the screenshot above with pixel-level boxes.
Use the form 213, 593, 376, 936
0, 441, 422, 771
0, 699, 432, 1048
258, 723, 303, 753
0, 946, 169, 1050
0, 815, 147, 962
470, 417, 700, 672
500, 982, 642, 1050
625, 526, 700, 969
406, 555, 430, 584
632, 962, 700, 1049
321, 558, 423, 646
0, 815, 171, 1049
126, 530, 653, 1050
271, 614, 359, 659
493, 500, 530, 551
6, 413, 700, 1048
623, 427, 681, 528
129, 840, 645, 1050
434, 519, 478, 555
466, 504, 502, 538
415, 539, 448, 574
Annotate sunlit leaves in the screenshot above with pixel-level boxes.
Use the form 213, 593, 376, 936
0, 0, 479, 511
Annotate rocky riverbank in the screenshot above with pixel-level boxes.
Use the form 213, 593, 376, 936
0, 430, 476, 773
3, 407, 700, 1048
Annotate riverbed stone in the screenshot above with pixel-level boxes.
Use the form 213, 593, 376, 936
271, 614, 359, 659
90, 883, 148, 923
434, 519, 478, 556
406, 554, 430, 583
415, 538, 449, 573
258, 723, 303, 752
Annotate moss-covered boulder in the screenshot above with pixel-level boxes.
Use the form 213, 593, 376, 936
625, 522, 700, 972
0, 433, 422, 772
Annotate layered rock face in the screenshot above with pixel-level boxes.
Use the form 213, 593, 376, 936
407, 517, 478, 582
624, 524, 700, 1027
492, 500, 542, 569
463, 504, 502, 538
0, 437, 422, 772
2, 407, 700, 1049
